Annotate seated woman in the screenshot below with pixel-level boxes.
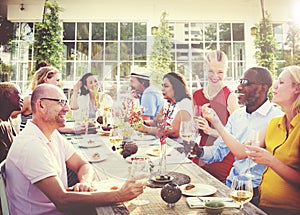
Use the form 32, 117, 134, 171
203, 66, 300, 214
69, 73, 113, 126
11, 65, 84, 134
136, 72, 193, 142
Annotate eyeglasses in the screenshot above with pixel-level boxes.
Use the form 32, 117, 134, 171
238, 79, 257, 86
40, 97, 68, 107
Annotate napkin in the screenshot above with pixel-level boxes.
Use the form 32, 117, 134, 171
186, 197, 240, 208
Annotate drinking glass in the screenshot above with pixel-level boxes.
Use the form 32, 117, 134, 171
109, 126, 123, 147
130, 157, 150, 205
230, 175, 253, 209
243, 130, 260, 178
180, 120, 198, 158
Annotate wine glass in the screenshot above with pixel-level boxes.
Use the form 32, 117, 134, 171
109, 126, 123, 147
243, 130, 260, 178
129, 157, 150, 205
230, 175, 253, 209
180, 120, 198, 158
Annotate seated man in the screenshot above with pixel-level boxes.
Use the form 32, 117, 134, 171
130, 67, 164, 120
6, 84, 144, 215
0, 82, 23, 162
194, 67, 283, 205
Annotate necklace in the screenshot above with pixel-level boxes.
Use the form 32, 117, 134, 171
203, 85, 223, 100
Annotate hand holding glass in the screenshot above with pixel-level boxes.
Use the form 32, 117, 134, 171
130, 157, 150, 205
180, 120, 199, 158
244, 130, 260, 177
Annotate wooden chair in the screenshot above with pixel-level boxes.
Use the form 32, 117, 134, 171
0, 160, 9, 215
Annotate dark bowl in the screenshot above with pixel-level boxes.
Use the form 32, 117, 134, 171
101, 125, 112, 131
204, 201, 225, 214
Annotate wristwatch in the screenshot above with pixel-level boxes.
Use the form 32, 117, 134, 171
195, 146, 204, 158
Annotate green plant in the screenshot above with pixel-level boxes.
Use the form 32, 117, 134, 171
34, 0, 64, 69
254, 11, 277, 100
149, 11, 172, 87
0, 16, 14, 46
254, 12, 277, 76
285, 21, 300, 66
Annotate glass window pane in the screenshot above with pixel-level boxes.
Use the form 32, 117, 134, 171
92, 23, 104, 40
205, 42, 217, 51
62, 62, 74, 81
63, 22, 75, 40
13, 23, 20, 40
192, 61, 204, 82
104, 62, 118, 81
219, 23, 231, 41
134, 42, 146, 60
64, 42, 75, 60
19, 41, 31, 61
191, 23, 203, 41
120, 62, 132, 79
106, 23, 118, 41
232, 23, 244, 41
233, 42, 245, 62
77, 22, 89, 40
11, 41, 18, 60
76, 62, 88, 79
91, 62, 103, 79
220, 43, 232, 59
91, 42, 104, 60
204, 23, 217, 41
134, 22, 146, 40
176, 43, 189, 61
76, 42, 89, 60
120, 42, 132, 60
273, 24, 283, 41
121, 22, 133, 40
105, 42, 118, 60
176, 62, 190, 78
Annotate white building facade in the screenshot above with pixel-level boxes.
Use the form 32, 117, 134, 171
2, 0, 299, 100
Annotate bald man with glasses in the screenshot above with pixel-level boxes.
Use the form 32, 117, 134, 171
6, 84, 144, 215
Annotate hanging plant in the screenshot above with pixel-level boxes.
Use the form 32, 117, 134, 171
34, 0, 64, 69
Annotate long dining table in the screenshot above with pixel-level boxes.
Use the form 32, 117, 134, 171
65, 129, 267, 215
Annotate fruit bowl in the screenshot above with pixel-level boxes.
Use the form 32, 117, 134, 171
204, 201, 225, 215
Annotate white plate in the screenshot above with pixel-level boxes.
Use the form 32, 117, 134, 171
180, 183, 217, 196
132, 134, 156, 141
87, 153, 107, 163
79, 140, 103, 148
151, 175, 174, 183
146, 148, 160, 156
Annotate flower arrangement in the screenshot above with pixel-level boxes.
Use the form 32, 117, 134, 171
127, 100, 144, 128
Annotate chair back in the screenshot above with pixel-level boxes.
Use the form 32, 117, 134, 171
0, 160, 10, 215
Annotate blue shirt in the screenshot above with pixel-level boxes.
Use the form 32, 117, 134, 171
201, 100, 283, 188
140, 85, 164, 119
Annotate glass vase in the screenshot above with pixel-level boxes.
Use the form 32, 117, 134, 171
158, 142, 167, 176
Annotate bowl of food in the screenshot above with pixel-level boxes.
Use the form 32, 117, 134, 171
204, 201, 225, 215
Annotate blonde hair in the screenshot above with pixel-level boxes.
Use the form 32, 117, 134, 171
203, 50, 228, 73
31, 66, 60, 90
284, 66, 300, 116
0, 82, 19, 101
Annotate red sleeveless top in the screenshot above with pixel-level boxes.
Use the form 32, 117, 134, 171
192, 86, 234, 182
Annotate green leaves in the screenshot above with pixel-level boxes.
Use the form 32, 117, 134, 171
34, 0, 64, 69
149, 11, 172, 87
254, 12, 277, 75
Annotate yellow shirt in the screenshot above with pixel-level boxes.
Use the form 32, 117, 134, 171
260, 113, 300, 212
